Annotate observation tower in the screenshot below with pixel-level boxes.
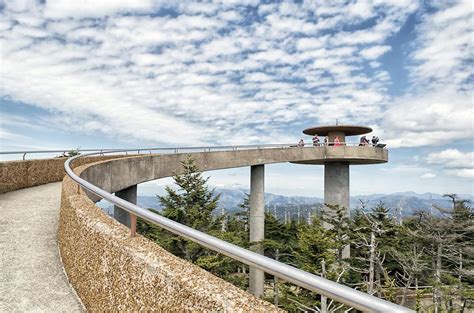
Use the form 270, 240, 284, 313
294, 125, 388, 220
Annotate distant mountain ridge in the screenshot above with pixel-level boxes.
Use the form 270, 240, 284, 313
135, 188, 473, 217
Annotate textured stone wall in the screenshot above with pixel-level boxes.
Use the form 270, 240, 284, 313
59, 162, 280, 311
0, 156, 123, 194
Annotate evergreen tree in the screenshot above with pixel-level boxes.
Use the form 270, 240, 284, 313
289, 217, 336, 311
196, 196, 250, 289
321, 204, 352, 264
139, 155, 221, 262
441, 194, 474, 312
267, 213, 302, 306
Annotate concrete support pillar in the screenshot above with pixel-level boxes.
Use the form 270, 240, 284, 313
324, 162, 350, 258
114, 185, 137, 227
249, 165, 265, 298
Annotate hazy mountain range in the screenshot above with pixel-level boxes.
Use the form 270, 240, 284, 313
134, 188, 473, 217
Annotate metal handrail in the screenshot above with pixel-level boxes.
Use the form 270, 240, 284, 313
63, 148, 407, 313
1, 142, 386, 160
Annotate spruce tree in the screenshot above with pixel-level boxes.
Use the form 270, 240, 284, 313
140, 155, 221, 262
321, 204, 352, 264
442, 194, 474, 311
196, 196, 250, 289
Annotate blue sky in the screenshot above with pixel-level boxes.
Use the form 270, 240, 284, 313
0, 0, 473, 196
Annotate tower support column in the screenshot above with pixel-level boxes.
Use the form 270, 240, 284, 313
249, 165, 265, 297
324, 162, 350, 257
114, 185, 137, 227
324, 162, 350, 211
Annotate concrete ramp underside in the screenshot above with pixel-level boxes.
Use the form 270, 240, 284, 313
0, 183, 84, 312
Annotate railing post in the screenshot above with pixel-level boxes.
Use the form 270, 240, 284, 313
130, 214, 137, 237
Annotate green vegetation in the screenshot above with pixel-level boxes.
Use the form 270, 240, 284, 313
56, 148, 81, 158
138, 156, 473, 312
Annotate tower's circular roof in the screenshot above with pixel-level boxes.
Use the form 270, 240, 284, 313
303, 125, 372, 136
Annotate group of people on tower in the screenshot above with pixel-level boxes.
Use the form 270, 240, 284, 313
298, 135, 344, 146
297, 135, 380, 147
359, 135, 379, 146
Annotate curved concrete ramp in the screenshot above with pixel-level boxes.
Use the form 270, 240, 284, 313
0, 183, 84, 312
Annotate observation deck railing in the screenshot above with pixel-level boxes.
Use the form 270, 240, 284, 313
0, 142, 385, 160
1, 144, 406, 312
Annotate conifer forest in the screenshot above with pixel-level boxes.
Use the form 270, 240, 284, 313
137, 157, 473, 312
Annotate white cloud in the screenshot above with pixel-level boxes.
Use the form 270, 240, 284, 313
426, 149, 474, 169
42, 0, 155, 19
455, 169, 474, 178
381, 0, 473, 148
382, 90, 473, 148
360, 45, 391, 59
420, 173, 436, 179
2, 0, 469, 151
426, 149, 474, 179
3, 0, 39, 13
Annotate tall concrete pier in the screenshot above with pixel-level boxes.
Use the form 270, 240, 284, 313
249, 165, 265, 297
324, 162, 350, 213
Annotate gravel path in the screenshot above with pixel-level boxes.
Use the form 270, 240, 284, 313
0, 183, 84, 312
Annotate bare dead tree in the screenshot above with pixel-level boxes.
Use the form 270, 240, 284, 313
390, 243, 427, 306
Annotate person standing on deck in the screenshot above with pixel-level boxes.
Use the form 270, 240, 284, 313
371, 136, 379, 146
359, 136, 369, 146
312, 135, 320, 146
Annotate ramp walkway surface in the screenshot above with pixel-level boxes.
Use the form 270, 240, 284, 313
0, 183, 84, 312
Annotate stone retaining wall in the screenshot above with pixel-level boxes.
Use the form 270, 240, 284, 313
59, 159, 279, 311
0, 156, 122, 194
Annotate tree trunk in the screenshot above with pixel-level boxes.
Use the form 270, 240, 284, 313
446, 299, 452, 313
459, 249, 465, 313
415, 277, 420, 312
375, 264, 381, 297
368, 231, 376, 295
400, 275, 412, 306
434, 242, 442, 313
321, 259, 327, 313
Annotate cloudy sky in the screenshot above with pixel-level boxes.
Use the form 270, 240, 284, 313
0, 0, 473, 196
